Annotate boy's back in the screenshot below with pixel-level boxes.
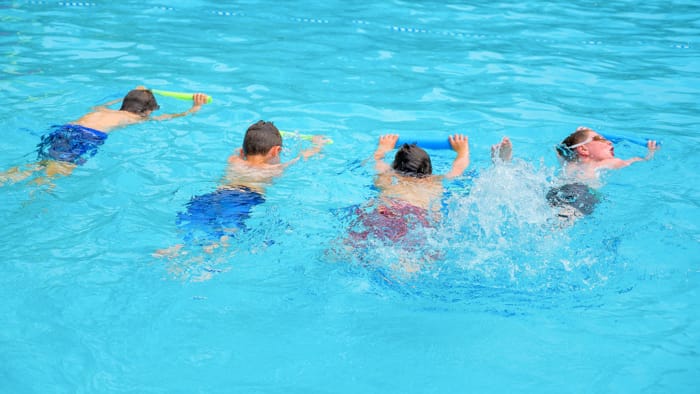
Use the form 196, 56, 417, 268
373, 134, 470, 210
0, 87, 208, 186
155, 120, 328, 261
72, 108, 143, 133
221, 155, 285, 193
374, 173, 444, 211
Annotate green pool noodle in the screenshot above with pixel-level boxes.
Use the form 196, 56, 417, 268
151, 89, 213, 104
280, 130, 333, 144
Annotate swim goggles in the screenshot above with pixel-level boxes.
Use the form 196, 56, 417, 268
566, 135, 609, 149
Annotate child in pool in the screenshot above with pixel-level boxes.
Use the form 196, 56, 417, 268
552, 126, 659, 219
491, 126, 660, 220
156, 120, 329, 258
555, 126, 659, 181
0, 87, 209, 185
341, 133, 468, 276
348, 134, 469, 246
492, 126, 660, 178
373, 134, 470, 209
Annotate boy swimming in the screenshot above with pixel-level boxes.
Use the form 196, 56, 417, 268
555, 126, 659, 180
347, 133, 469, 245
491, 126, 659, 220
338, 133, 469, 277
157, 120, 329, 257
0, 87, 209, 185
551, 126, 659, 219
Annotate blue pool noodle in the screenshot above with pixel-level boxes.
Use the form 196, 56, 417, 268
396, 137, 451, 150
397, 134, 658, 150
601, 133, 658, 147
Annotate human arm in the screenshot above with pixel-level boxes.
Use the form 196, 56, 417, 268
151, 93, 209, 121
374, 134, 398, 173
601, 140, 660, 169
636, 139, 660, 162
300, 135, 331, 160
444, 134, 470, 179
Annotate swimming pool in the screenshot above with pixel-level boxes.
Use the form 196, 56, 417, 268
1, 0, 699, 392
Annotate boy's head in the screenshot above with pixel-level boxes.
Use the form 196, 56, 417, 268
556, 126, 614, 162
120, 89, 160, 116
392, 143, 432, 177
243, 120, 283, 157
556, 126, 594, 162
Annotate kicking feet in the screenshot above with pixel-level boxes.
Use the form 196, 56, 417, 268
491, 137, 512, 163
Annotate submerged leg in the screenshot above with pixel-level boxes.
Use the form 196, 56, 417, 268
44, 160, 76, 177
29, 161, 76, 186
0, 163, 44, 186
153, 244, 186, 258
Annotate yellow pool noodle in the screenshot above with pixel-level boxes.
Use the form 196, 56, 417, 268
151, 89, 213, 104
280, 130, 333, 144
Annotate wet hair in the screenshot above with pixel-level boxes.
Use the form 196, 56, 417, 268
392, 143, 432, 177
555, 126, 594, 162
119, 89, 160, 116
243, 120, 282, 156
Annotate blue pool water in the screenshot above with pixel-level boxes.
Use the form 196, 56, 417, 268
1, 1, 699, 392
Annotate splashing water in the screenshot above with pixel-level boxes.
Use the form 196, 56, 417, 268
326, 159, 622, 303
437, 159, 621, 299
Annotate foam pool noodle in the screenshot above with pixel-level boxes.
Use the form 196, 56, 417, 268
151, 89, 213, 104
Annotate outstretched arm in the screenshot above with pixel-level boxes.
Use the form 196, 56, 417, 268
631, 139, 660, 163
373, 134, 398, 173
300, 135, 331, 160
603, 140, 660, 169
444, 134, 470, 179
151, 93, 209, 121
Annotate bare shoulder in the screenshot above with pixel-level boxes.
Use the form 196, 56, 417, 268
227, 153, 245, 164
221, 159, 284, 189
74, 109, 143, 132
227, 156, 283, 173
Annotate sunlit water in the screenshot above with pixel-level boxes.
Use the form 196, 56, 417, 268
1, 1, 699, 392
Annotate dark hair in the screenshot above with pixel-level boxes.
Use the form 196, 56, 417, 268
555, 126, 593, 162
119, 89, 160, 116
243, 120, 282, 155
392, 143, 432, 177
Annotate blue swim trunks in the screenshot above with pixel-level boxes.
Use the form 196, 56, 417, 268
36, 124, 108, 165
176, 187, 265, 242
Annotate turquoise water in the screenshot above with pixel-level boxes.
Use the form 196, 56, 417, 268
1, 1, 699, 392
